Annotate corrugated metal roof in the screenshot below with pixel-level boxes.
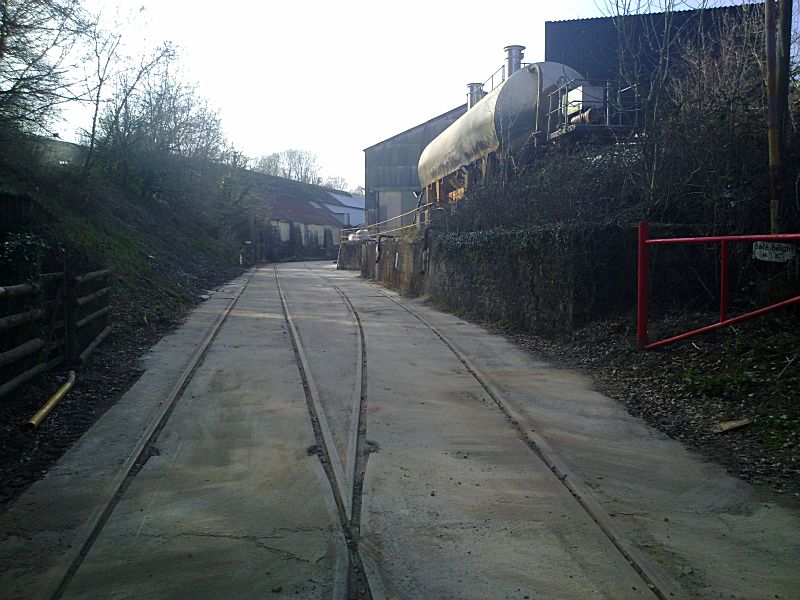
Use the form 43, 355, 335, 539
329, 193, 364, 209
545, 4, 748, 23
247, 172, 350, 203
364, 106, 468, 192
244, 171, 348, 227
268, 196, 343, 227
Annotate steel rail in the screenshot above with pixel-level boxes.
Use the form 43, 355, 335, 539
367, 284, 677, 600
273, 264, 373, 600
273, 267, 352, 518
301, 264, 373, 528
304, 264, 375, 600
302, 264, 369, 521
48, 271, 254, 600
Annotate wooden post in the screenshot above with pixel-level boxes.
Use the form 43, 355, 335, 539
63, 265, 74, 367
765, 0, 781, 234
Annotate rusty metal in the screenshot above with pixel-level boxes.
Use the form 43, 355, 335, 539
569, 107, 603, 125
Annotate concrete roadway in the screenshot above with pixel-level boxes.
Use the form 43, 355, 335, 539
0, 262, 798, 599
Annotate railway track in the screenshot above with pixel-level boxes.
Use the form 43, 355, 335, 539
7, 261, 796, 599
49, 272, 255, 600
274, 265, 373, 600
42, 265, 369, 600
38, 265, 369, 600
42, 261, 675, 600
301, 262, 676, 600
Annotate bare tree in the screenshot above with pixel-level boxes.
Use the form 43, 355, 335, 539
81, 14, 121, 174
589, 2, 771, 228
94, 41, 174, 173
252, 148, 321, 184
0, 0, 89, 135
252, 152, 281, 176
322, 175, 348, 190
606, 1, 713, 200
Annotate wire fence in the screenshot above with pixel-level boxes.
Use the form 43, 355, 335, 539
342, 203, 433, 241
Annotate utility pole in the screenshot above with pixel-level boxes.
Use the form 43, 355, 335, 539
765, 0, 780, 234
765, 0, 793, 234
776, 0, 793, 147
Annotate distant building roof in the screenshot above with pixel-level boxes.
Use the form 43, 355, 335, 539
37, 138, 83, 165
244, 171, 348, 227
328, 192, 364, 209
267, 196, 343, 227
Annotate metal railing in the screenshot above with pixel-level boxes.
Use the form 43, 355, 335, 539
471, 62, 533, 101
545, 79, 639, 135
637, 222, 799, 350
342, 203, 433, 241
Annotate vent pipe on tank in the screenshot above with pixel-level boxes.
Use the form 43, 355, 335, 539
467, 83, 485, 109
504, 45, 525, 78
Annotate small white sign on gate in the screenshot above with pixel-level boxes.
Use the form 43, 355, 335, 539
753, 241, 796, 263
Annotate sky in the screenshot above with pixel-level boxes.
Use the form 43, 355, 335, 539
57, 0, 727, 190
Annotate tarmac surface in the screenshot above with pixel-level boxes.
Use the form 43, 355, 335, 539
0, 262, 798, 599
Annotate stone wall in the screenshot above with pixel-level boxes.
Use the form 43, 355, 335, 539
337, 241, 363, 270
423, 226, 636, 333
367, 237, 425, 295
350, 225, 763, 334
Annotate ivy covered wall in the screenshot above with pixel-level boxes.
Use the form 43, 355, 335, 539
425, 225, 636, 333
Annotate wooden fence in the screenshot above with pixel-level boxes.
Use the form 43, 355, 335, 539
0, 269, 112, 399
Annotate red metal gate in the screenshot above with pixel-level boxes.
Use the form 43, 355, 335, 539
637, 221, 800, 350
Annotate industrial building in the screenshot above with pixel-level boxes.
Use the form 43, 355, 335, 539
544, 4, 760, 82
244, 174, 362, 261
364, 4, 758, 229
364, 105, 466, 229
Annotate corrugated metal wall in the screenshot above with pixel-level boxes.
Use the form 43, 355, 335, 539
364, 105, 466, 225
544, 5, 760, 82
